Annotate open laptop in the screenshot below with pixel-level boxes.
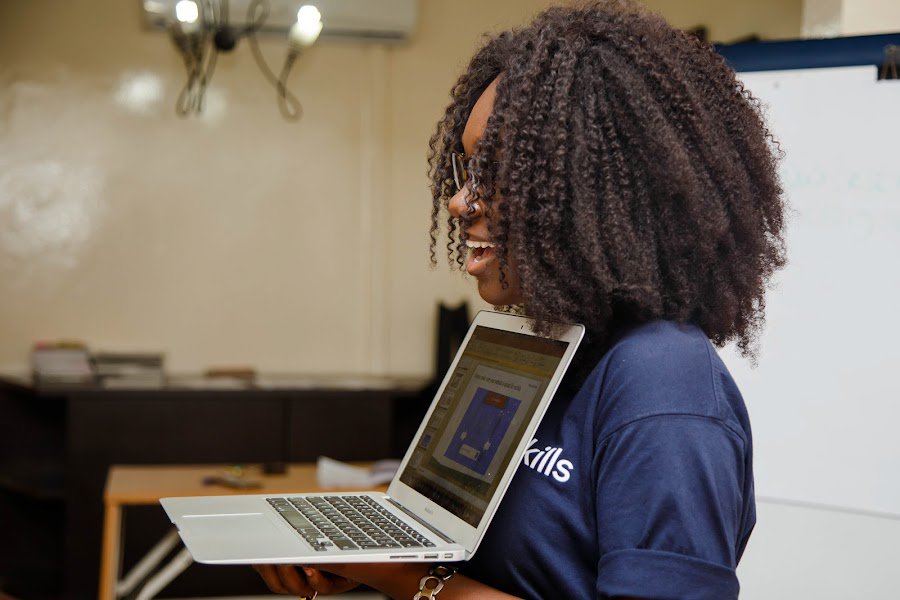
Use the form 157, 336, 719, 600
161, 310, 583, 564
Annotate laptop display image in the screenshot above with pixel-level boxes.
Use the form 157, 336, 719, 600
161, 311, 583, 564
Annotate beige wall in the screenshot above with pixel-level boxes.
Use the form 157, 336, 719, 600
0, 0, 802, 378
642, 0, 802, 42
842, 0, 900, 34
802, 0, 900, 36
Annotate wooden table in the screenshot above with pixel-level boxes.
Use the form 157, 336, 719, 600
100, 463, 386, 600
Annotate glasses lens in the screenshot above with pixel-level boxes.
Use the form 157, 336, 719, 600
451, 153, 467, 192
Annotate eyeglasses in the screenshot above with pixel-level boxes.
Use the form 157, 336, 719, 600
451, 152, 468, 192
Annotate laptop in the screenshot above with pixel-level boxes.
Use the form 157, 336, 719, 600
161, 310, 584, 564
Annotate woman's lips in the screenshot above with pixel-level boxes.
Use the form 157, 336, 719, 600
466, 245, 495, 276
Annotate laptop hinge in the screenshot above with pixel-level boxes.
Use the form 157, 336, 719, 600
386, 498, 456, 544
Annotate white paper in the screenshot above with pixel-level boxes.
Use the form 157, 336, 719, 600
316, 456, 400, 488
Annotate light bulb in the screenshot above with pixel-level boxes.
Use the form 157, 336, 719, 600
289, 4, 323, 49
297, 5, 321, 25
175, 0, 199, 24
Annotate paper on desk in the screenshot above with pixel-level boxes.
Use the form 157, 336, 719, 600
316, 456, 401, 488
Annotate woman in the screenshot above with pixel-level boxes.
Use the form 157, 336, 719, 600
256, 1, 785, 598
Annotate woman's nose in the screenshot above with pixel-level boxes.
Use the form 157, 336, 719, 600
447, 187, 468, 219
448, 187, 481, 220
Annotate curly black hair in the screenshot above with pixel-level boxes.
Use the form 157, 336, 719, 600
427, 0, 786, 357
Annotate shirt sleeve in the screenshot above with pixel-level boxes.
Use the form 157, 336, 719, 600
594, 414, 751, 600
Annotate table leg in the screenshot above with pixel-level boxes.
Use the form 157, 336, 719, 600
116, 528, 182, 597
98, 502, 122, 600
133, 547, 193, 600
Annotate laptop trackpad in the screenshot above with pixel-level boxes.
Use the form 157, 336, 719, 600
178, 513, 302, 562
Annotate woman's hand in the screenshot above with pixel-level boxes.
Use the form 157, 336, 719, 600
253, 562, 430, 598
254, 562, 522, 599
252, 564, 359, 597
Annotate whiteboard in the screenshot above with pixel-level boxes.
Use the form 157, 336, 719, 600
718, 66, 900, 517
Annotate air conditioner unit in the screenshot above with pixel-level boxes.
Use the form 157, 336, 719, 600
142, 0, 418, 42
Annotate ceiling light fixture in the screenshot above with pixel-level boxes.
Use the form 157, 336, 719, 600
167, 0, 322, 121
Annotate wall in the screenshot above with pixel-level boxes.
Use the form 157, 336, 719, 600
842, 0, 900, 34
642, 0, 802, 41
803, 0, 900, 36
0, 0, 802, 379
0, 0, 382, 375
739, 501, 900, 598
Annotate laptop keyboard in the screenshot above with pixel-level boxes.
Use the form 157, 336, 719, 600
267, 495, 437, 551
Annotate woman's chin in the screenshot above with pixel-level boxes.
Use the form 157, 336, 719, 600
476, 278, 523, 307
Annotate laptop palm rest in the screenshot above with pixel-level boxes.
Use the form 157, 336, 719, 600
178, 513, 300, 562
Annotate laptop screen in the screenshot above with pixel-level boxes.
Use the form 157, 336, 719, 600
399, 325, 569, 527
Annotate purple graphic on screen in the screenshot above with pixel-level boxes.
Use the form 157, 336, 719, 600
444, 387, 521, 475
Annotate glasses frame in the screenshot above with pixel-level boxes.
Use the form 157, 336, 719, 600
451, 152, 468, 192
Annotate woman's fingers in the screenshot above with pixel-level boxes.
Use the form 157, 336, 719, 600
277, 564, 314, 594
252, 564, 315, 596
303, 566, 358, 594
252, 564, 291, 595
252, 564, 359, 596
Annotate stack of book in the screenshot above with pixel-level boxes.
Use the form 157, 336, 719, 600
30, 342, 95, 387
93, 353, 165, 389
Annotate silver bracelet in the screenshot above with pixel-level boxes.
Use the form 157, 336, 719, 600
413, 564, 458, 599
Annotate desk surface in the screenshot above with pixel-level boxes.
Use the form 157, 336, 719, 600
105, 463, 386, 505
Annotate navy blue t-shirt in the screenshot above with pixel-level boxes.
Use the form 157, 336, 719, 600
461, 321, 755, 600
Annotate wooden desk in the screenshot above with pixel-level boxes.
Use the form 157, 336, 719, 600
100, 463, 388, 600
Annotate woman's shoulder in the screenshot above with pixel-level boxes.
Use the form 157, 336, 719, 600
577, 320, 748, 441
605, 320, 718, 376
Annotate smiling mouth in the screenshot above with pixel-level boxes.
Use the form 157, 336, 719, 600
466, 239, 496, 259
465, 239, 496, 274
